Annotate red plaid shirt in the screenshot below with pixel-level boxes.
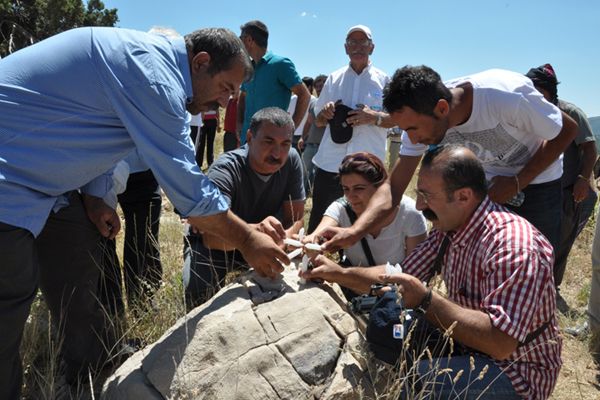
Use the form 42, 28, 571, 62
403, 197, 561, 400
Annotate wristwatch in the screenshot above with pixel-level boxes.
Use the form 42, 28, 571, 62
414, 288, 432, 316
375, 114, 383, 127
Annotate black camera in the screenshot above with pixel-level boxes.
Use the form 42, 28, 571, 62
350, 294, 378, 314
349, 284, 393, 314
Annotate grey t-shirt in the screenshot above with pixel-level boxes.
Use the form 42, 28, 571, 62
559, 99, 595, 187
186, 144, 305, 266
208, 144, 305, 221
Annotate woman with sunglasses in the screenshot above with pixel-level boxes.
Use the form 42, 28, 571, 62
306, 152, 427, 269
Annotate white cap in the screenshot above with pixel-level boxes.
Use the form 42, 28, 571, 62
346, 25, 372, 40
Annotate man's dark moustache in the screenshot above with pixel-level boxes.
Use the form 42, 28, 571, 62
422, 208, 438, 221
266, 157, 280, 164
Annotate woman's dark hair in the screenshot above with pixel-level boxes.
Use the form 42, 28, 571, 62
339, 152, 388, 187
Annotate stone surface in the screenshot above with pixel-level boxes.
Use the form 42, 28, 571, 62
101, 266, 375, 399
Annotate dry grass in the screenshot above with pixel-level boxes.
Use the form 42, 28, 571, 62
19, 132, 600, 398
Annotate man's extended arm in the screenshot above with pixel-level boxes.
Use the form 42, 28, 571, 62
290, 83, 311, 129
322, 154, 422, 252
300, 256, 386, 294
489, 111, 579, 203
573, 141, 598, 202
188, 210, 289, 278
381, 272, 518, 360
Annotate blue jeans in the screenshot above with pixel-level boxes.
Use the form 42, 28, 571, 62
506, 178, 562, 254
413, 355, 519, 399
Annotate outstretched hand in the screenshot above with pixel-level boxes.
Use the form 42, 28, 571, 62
378, 272, 427, 309
320, 226, 359, 253
239, 229, 289, 279
252, 216, 287, 247
298, 254, 341, 283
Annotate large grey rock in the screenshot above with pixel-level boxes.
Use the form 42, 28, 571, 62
101, 266, 375, 399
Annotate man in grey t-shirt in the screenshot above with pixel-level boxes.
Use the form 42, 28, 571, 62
526, 64, 598, 309
184, 107, 305, 308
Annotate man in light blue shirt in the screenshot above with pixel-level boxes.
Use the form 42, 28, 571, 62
0, 27, 289, 397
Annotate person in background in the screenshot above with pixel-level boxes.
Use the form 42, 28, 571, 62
237, 20, 310, 145
298, 74, 327, 194
308, 25, 394, 233
288, 77, 315, 151
197, 109, 220, 169
223, 94, 239, 151
525, 63, 597, 312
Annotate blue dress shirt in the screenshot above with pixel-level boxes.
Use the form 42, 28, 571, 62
0, 27, 228, 236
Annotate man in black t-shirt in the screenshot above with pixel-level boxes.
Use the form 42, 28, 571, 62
184, 107, 305, 308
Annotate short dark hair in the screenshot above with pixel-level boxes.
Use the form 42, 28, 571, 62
339, 152, 388, 187
383, 65, 452, 116
184, 28, 253, 81
240, 20, 269, 48
314, 74, 327, 83
249, 107, 294, 137
302, 76, 314, 91
421, 144, 487, 200
525, 63, 559, 105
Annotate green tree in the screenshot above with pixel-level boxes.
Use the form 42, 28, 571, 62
0, 0, 118, 58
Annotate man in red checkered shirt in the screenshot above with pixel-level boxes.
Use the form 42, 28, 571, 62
302, 144, 561, 399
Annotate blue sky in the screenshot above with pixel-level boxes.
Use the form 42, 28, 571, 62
103, 0, 600, 117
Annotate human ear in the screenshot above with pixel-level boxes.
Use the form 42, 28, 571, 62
191, 51, 211, 72
435, 99, 449, 117
453, 187, 470, 203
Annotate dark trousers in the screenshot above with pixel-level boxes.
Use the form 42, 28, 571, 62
189, 125, 202, 167
99, 170, 162, 314
198, 119, 217, 168
308, 168, 343, 233
506, 178, 562, 258
223, 131, 238, 152
183, 233, 247, 310
0, 193, 112, 399
554, 186, 597, 287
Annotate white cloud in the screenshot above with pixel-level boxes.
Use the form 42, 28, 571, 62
300, 11, 317, 18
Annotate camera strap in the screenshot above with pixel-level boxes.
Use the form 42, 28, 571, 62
431, 235, 450, 278
342, 200, 376, 266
